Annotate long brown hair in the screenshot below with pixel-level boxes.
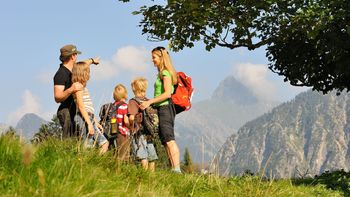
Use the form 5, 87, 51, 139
72, 62, 90, 87
152, 47, 178, 85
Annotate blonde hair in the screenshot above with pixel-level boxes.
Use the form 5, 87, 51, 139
152, 47, 178, 85
72, 61, 90, 87
113, 84, 128, 101
131, 77, 148, 97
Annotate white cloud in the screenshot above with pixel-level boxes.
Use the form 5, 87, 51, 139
233, 63, 277, 101
36, 70, 55, 84
38, 46, 151, 82
92, 46, 151, 80
278, 82, 310, 101
41, 110, 56, 121
114, 46, 149, 72
91, 59, 119, 80
7, 90, 40, 125
7, 90, 54, 126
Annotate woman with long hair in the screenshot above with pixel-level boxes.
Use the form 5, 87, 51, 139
140, 47, 181, 173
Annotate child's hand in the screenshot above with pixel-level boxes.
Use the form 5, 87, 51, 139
96, 122, 103, 132
130, 127, 137, 135
124, 115, 129, 127
88, 123, 94, 136
71, 82, 83, 93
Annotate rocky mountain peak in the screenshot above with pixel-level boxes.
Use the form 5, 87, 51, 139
211, 76, 258, 105
211, 90, 350, 178
15, 113, 47, 139
176, 75, 278, 163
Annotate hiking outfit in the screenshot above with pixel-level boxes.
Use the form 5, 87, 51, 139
154, 70, 176, 144
54, 64, 76, 137
74, 87, 108, 147
115, 101, 131, 161
128, 97, 158, 161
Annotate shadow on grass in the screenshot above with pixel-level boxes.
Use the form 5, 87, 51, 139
292, 169, 350, 196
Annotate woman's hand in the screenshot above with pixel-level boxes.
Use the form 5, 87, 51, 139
139, 100, 151, 110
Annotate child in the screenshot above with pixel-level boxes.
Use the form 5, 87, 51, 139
113, 84, 131, 162
128, 77, 158, 171
72, 59, 109, 154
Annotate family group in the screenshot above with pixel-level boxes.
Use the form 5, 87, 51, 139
53, 44, 181, 173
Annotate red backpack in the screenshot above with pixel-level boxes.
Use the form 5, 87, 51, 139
171, 72, 194, 114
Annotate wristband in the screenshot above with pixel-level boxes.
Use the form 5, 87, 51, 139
90, 58, 95, 64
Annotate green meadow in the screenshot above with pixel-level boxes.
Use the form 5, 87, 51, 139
0, 133, 342, 197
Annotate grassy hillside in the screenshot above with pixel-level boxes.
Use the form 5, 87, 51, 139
0, 133, 341, 196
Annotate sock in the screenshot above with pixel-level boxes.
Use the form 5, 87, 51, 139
172, 165, 181, 173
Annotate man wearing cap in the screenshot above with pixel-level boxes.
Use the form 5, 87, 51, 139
54, 44, 96, 138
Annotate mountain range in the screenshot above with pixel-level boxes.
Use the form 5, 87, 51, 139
15, 113, 47, 139
175, 76, 279, 163
211, 90, 350, 178
6, 76, 350, 179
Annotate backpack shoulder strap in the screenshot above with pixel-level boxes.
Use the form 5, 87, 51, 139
128, 98, 144, 133
112, 101, 127, 118
131, 97, 143, 104
177, 72, 188, 86
114, 101, 126, 109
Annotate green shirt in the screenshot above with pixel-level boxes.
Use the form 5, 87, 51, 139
154, 70, 174, 107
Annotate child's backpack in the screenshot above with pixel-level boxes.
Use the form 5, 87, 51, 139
99, 101, 125, 140
132, 98, 159, 137
171, 71, 194, 114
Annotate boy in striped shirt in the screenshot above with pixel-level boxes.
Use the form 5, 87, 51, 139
113, 84, 130, 162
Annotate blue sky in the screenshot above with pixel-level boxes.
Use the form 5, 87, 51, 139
0, 0, 308, 126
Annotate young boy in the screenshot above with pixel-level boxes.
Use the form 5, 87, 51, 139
128, 77, 158, 171
113, 84, 131, 162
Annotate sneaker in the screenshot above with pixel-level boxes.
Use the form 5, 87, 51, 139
171, 169, 182, 174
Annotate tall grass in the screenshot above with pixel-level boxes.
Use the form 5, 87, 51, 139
0, 133, 341, 196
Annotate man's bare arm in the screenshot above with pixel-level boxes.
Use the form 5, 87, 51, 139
54, 82, 83, 103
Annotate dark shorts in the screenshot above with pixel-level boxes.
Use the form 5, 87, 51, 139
157, 103, 176, 144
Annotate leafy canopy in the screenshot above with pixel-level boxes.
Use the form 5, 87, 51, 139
119, 0, 350, 94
